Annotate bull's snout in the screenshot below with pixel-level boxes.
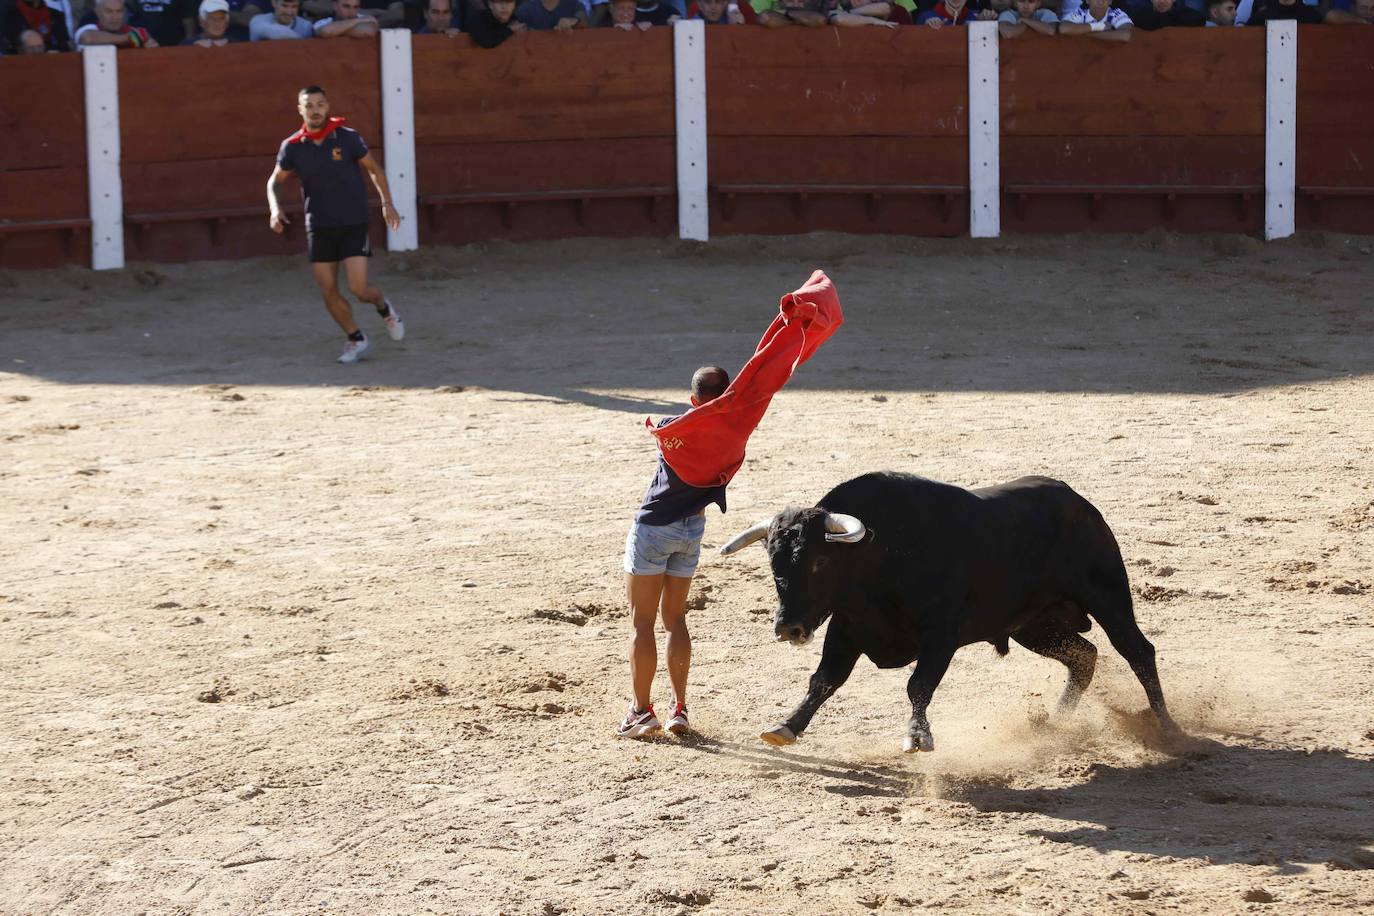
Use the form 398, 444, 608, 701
774, 621, 811, 646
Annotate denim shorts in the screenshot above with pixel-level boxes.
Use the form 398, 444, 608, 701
623, 514, 707, 578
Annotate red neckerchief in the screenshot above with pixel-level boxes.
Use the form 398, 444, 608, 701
18, 0, 54, 36
287, 117, 347, 145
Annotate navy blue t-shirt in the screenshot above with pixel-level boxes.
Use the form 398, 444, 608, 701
276, 126, 370, 230
636, 417, 728, 525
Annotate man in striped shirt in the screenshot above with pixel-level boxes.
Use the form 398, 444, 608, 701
1061, 0, 1132, 37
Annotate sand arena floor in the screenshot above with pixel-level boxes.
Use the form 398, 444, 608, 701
1, 232, 1372, 915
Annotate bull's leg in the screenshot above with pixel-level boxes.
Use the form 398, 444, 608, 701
761, 632, 860, 747
1089, 591, 1179, 733
903, 640, 956, 753
1012, 618, 1097, 719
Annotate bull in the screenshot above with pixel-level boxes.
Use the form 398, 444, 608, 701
720, 472, 1177, 753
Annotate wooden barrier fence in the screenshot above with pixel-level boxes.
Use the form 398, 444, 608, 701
1, 26, 1371, 268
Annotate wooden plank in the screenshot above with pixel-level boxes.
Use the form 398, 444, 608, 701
1002, 136, 1264, 187
1296, 28, 1374, 138
0, 168, 87, 222
412, 30, 674, 144
118, 42, 381, 164
707, 29, 967, 138
0, 53, 86, 171
710, 136, 967, 186
122, 156, 385, 221
1296, 137, 1374, 188
417, 138, 675, 195
1001, 29, 1264, 137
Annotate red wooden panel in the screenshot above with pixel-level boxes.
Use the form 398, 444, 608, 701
0, 168, 87, 221
118, 42, 381, 164
1002, 29, 1264, 137
707, 28, 967, 138
417, 138, 674, 196
0, 54, 86, 171
1004, 191, 1261, 235
121, 154, 385, 212
710, 136, 966, 186
1297, 136, 1374, 189
1297, 26, 1374, 138
711, 193, 967, 238
412, 30, 674, 144
0, 230, 87, 270
419, 196, 675, 248
123, 210, 388, 263
1002, 136, 1263, 186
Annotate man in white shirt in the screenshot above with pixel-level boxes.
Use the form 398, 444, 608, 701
313, 0, 378, 36
248, 0, 312, 38
1061, 0, 1132, 37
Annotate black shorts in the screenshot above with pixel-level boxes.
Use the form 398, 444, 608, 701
307, 222, 371, 263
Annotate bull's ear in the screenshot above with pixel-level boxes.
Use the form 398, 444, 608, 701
823, 512, 866, 544
719, 518, 772, 556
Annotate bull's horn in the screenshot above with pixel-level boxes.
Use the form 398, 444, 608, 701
719, 518, 772, 556
824, 512, 866, 544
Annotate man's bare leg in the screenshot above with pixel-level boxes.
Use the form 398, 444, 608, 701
659, 574, 693, 708
310, 261, 359, 334
627, 572, 666, 711
342, 256, 387, 311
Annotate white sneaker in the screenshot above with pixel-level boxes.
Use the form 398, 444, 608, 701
665, 702, 690, 736
337, 335, 370, 364
616, 703, 661, 739
382, 300, 404, 341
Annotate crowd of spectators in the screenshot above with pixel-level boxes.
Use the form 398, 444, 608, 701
1, 0, 1369, 55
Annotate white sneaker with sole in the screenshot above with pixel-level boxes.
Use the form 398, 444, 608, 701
616, 703, 660, 739
665, 703, 690, 736
338, 335, 370, 364
382, 300, 404, 341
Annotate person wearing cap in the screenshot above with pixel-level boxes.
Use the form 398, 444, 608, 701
183, 0, 241, 42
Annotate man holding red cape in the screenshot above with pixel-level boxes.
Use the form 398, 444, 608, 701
618, 270, 844, 738
266, 85, 406, 364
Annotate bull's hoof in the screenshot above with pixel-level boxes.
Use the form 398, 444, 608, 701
902, 730, 934, 754
760, 724, 797, 746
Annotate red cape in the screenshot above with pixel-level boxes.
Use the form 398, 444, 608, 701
647, 270, 843, 488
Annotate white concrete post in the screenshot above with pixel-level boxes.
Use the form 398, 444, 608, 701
967, 21, 1000, 239
82, 45, 124, 270
673, 19, 709, 242
1265, 20, 1296, 241
380, 29, 419, 251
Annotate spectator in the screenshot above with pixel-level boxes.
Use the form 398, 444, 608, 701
1249, 0, 1354, 20
224, 0, 269, 41
417, 0, 458, 30
1330, 0, 1374, 21
629, 0, 680, 23
250, 0, 313, 35
130, 0, 196, 44
829, 0, 897, 25
1061, 0, 1132, 37
756, 0, 828, 26
1204, 0, 1237, 22
919, 0, 995, 26
76, 0, 159, 47
1128, 0, 1205, 27
19, 27, 50, 50
4, 0, 74, 52
689, 0, 744, 20
998, 0, 1058, 34
468, 0, 523, 42
604, 0, 650, 26
183, 0, 241, 41
515, 0, 586, 29
314, 0, 379, 35
357, 0, 406, 26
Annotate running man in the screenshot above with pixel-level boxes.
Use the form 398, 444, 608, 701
267, 85, 405, 364
619, 366, 731, 739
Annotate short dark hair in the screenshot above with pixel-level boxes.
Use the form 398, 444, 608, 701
692, 365, 730, 403
299, 85, 326, 98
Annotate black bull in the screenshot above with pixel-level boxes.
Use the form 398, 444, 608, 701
720, 472, 1177, 753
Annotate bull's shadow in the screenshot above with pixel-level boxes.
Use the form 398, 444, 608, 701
675, 732, 914, 798
948, 741, 1374, 872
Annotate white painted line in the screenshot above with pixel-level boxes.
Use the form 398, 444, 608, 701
1265, 20, 1296, 241
968, 21, 1000, 239
380, 29, 419, 252
673, 19, 709, 242
83, 45, 124, 270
